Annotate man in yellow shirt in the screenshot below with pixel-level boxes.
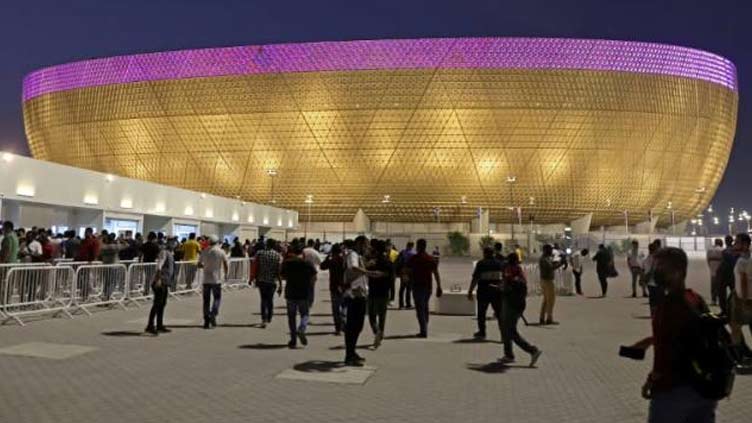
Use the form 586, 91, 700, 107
183, 233, 201, 261
182, 233, 202, 288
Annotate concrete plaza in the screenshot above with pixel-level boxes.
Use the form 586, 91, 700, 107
0, 257, 749, 423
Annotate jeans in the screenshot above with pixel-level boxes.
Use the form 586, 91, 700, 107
412, 285, 432, 335
648, 385, 717, 423
148, 283, 168, 329
307, 277, 316, 309
597, 273, 608, 296
202, 284, 222, 321
476, 286, 502, 335
631, 267, 646, 296
344, 296, 366, 359
258, 283, 276, 323
286, 299, 309, 344
330, 291, 345, 332
501, 298, 536, 358
573, 270, 583, 295
399, 276, 412, 308
539, 279, 556, 322
710, 274, 720, 304
368, 295, 389, 335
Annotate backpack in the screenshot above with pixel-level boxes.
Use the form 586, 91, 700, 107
680, 291, 736, 400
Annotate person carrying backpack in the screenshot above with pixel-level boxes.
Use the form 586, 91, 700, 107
633, 247, 734, 423
499, 252, 542, 367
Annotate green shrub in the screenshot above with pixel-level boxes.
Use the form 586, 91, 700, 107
478, 235, 495, 251
447, 231, 470, 256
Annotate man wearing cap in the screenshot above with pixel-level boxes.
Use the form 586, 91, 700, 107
199, 235, 229, 329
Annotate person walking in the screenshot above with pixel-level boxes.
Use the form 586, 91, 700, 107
1, 221, 19, 264
731, 233, 752, 360
396, 242, 415, 309
467, 246, 504, 340
302, 239, 321, 308
538, 244, 564, 325
570, 248, 588, 295
717, 235, 737, 317
706, 238, 724, 306
320, 243, 346, 335
281, 243, 316, 349
199, 235, 228, 329
499, 253, 542, 366
592, 244, 612, 297
407, 239, 443, 337
637, 247, 719, 422
628, 240, 647, 297
254, 238, 282, 328
343, 236, 370, 365
367, 240, 394, 349
145, 242, 175, 335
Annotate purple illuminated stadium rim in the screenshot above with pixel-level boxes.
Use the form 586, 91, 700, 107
22, 37, 737, 101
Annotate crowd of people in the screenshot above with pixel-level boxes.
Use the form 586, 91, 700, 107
3, 219, 751, 422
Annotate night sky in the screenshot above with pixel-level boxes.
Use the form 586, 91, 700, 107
1, 0, 749, 221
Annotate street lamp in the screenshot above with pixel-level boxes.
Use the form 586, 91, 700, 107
304, 194, 313, 238
267, 169, 278, 204
382, 195, 392, 235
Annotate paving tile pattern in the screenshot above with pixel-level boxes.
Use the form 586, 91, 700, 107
0, 257, 749, 423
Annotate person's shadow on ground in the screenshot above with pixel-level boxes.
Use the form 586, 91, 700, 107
293, 360, 346, 373
238, 343, 289, 350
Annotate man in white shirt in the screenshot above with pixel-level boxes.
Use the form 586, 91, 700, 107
706, 238, 724, 305
343, 236, 370, 366
199, 235, 229, 329
27, 235, 43, 262
731, 233, 752, 356
627, 240, 646, 297
302, 239, 322, 307
570, 248, 589, 295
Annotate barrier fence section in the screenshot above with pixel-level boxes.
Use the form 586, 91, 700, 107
225, 258, 251, 290
1, 266, 76, 325
171, 261, 201, 299
71, 264, 128, 314
125, 262, 158, 306
57, 260, 103, 271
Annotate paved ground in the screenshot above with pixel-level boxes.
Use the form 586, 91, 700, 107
0, 257, 749, 423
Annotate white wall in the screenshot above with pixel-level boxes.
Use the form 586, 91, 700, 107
0, 153, 299, 235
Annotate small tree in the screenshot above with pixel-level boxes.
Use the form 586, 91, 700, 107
478, 235, 495, 251
447, 231, 470, 256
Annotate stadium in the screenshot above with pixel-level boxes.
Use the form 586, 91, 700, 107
22, 37, 738, 226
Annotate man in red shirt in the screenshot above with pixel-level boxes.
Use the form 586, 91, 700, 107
406, 239, 442, 337
76, 227, 100, 262
638, 247, 717, 422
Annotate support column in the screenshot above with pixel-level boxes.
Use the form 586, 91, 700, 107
634, 216, 659, 234
569, 213, 592, 235
667, 220, 688, 236
470, 208, 489, 234
353, 208, 371, 235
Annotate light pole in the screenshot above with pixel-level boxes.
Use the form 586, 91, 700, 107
382, 195, 391, 235
304, 194, 313, 238
266, 169, 278, 204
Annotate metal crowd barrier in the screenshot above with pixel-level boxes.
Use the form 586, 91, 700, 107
124, 262, 158, 306
225, 258, 251, 290
170, 261, 202, 299
1, 266, 75, 326
522, 265, 573, 297
57, 260, 103, 270
71, 264, 128, 314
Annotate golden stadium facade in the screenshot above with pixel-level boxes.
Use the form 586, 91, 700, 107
22, 38, 738, 225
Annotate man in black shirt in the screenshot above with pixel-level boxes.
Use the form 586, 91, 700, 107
140, 232, 161, 263
281, 244, 316, 349
367, 240, 394, 349
468, 247, 505, 340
